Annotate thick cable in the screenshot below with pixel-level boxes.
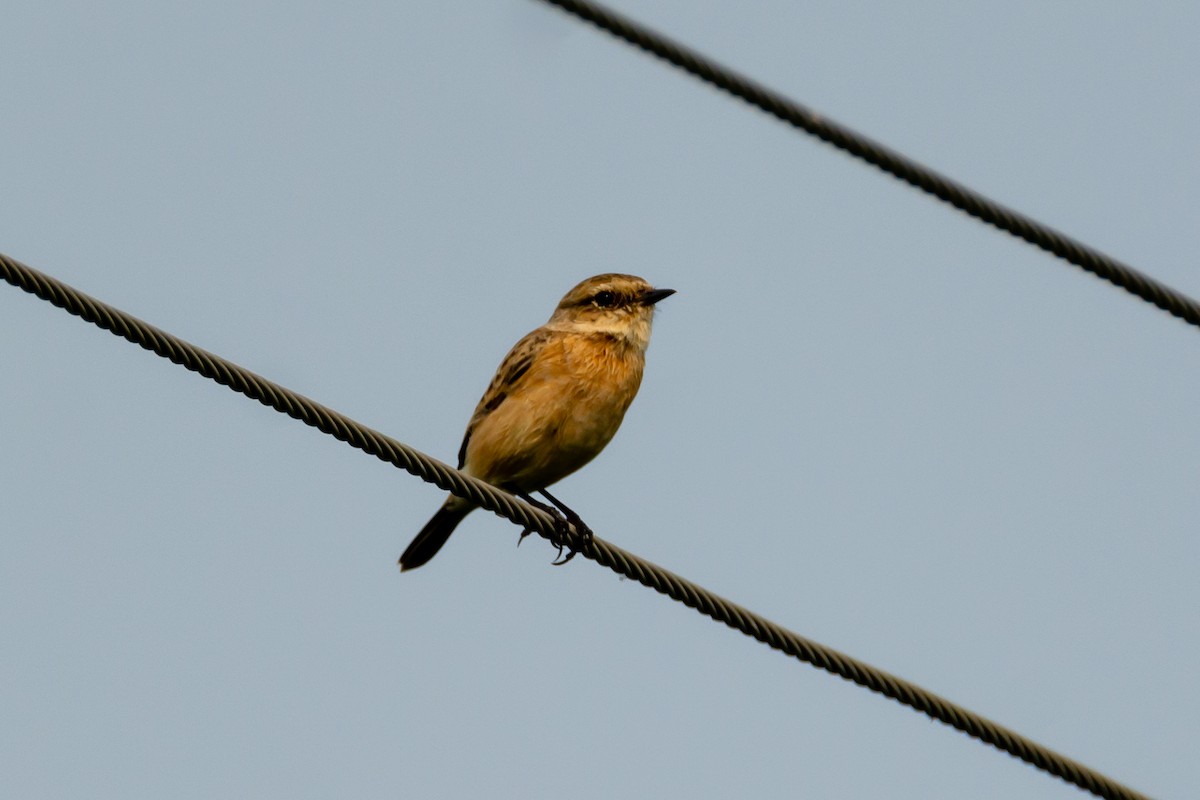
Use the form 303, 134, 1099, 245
2, 253, 1150, 800
536, 0, 1200, 333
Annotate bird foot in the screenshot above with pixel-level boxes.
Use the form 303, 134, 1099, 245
515, 492, 592, 565
550, 512, 592, 566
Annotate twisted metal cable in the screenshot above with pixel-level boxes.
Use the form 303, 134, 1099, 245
538, 0, 1200, 332
2, 252, 1149, 800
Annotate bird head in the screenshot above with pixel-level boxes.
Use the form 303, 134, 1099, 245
548, 273, 675, 349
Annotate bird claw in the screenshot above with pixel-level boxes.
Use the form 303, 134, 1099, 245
549, 515, 592, 567
514, 491, 593, 566
546, 511, 572, 564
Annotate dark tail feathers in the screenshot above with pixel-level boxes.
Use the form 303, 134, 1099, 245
399, 499, 473, 571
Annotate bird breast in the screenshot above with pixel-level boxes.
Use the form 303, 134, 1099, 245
463, 332, 646, 491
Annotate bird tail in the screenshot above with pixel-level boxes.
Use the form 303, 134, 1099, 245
399, 497, 474, 571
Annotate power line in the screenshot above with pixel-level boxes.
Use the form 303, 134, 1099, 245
1, 253, 1151, 800
536, 0, 1200, 333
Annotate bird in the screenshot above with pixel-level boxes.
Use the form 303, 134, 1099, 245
399, 273, 675, 571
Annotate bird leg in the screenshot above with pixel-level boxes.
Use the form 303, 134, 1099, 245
515, 492, 571, 562
537, 488, 593, 566
514, 490, 592, 565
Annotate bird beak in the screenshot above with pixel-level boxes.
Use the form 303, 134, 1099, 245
640, 288, 676, 306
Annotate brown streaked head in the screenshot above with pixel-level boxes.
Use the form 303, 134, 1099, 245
553, 273, 674, 315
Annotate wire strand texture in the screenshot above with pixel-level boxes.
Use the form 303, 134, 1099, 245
2, 253, 1151, 800
538, 0, 1200, 334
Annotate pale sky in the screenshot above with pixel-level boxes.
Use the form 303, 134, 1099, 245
2, 2, 1197, 798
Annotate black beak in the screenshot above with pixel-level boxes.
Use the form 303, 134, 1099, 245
640, 287, 676, 306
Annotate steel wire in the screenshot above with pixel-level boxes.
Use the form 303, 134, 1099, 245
537, 0, 1200, 333
1, 252, 1151, 800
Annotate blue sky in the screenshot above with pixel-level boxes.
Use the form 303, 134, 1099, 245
2, 2, 1197, 798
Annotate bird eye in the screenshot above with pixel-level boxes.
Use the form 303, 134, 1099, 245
593, 291, 617, 308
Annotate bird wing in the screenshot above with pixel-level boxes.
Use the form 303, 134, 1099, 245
457, 327, 553, 470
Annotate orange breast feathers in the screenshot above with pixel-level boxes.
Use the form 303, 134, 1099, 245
461, 332, 646, 493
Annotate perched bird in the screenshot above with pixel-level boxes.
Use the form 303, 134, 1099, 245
399, 273, 675, 571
